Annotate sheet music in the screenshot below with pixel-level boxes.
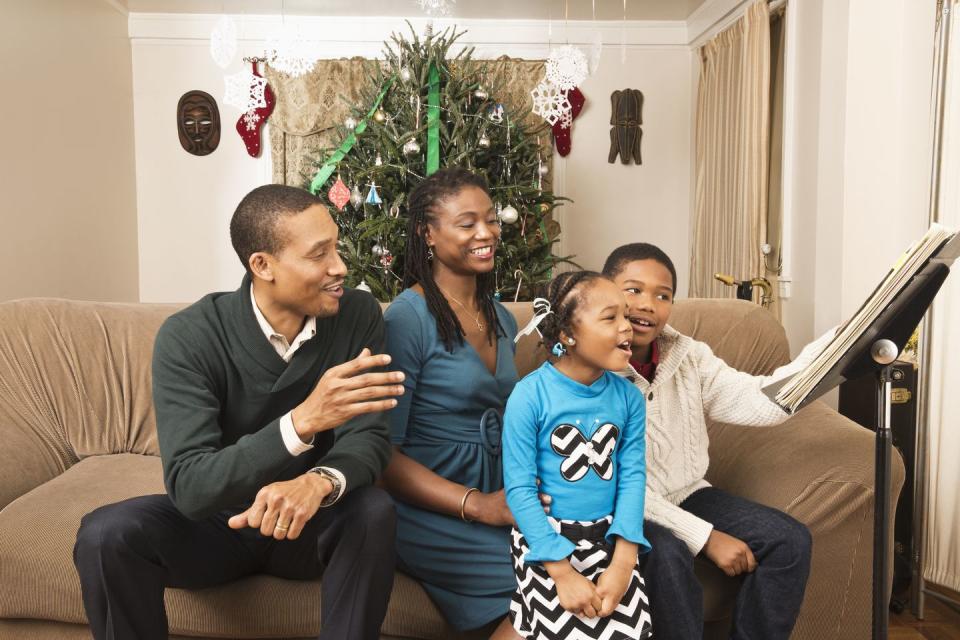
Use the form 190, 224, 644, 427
764, 223, 958, 413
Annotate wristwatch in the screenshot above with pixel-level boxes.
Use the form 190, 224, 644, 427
310, 467, 343, 507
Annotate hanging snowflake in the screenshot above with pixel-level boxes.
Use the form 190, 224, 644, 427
545, 45, 589, 91
209, 15, 238, 69
224, 70, 268, 112
417, 0, 455, 16
242, 111, 261, 132
266, 27, 319, 78
531, 80, 572, 126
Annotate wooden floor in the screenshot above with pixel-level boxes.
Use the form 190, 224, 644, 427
890, 591, 960, 639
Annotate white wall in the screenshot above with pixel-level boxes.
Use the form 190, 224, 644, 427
778, 0, 935, 356
1, 0, 139, 303
129, 15, 694, 302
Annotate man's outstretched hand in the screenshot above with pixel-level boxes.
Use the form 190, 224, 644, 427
291, 348, 405, 439
228, 473, 332, 540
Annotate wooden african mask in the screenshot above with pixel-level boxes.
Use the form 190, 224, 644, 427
177, 90, 220, 156
608, 89, 643, 165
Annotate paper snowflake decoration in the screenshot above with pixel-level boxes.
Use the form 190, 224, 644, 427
417, 0, 455, 16
242, 111, 261, 131
224, 70, 268, 112
531, 80, 572, 126
266, 28, 319, 78
546, 45, 589, 91
209, 15, 237, 69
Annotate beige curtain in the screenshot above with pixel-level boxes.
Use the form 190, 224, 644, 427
765, 9, 785, 320
689, 0, 771, 302
266, 57, 547, 188
923, 0, 960, 594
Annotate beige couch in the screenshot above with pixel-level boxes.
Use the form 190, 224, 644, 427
0, 296, 902, 640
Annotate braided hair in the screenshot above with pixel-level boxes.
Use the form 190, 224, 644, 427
537, 270, 608, 354
403, 167, 504, 353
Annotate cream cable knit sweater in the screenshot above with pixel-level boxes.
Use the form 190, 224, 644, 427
619, 325, 835, 555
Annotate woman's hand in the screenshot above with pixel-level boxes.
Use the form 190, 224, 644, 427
464, 488, 515, 527
545, 560, 602, 617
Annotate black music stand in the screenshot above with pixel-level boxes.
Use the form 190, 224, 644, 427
765, 234, 958, 640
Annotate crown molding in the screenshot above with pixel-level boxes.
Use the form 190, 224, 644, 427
127, 13, 690, 53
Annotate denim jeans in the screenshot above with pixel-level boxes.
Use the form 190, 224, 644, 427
642, 487, 812, 640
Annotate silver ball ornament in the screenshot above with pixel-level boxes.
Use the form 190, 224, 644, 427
344, 116, 357, 130
350, 185, 363, 208
400, 66, 412, 82
403, 138, 421, 155
478, 133, 491, 149
474, 86, 488, 100
498, 204, 519, 225
371, 244, 384, 257
538, 163, 549, 177
373, 108, 386, 123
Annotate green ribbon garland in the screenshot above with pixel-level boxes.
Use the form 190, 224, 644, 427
310, 77, 396, 195
426, 62, 441, 176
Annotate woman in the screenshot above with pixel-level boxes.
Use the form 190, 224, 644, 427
382, 168, 522, 639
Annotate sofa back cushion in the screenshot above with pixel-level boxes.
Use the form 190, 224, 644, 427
0, 294, 788, 507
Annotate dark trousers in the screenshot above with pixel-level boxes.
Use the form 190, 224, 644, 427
643, 487, 812, 640
73, 486, 396, 640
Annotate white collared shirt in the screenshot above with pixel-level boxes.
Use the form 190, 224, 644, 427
251, 285, 346, 504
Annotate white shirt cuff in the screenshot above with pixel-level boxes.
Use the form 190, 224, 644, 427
312, 466, 347, 506
279, 411, 314, 456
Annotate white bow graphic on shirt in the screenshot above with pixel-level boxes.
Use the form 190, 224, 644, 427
550, 423, 620, 481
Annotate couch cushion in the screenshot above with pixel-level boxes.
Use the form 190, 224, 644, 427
0, 454, 465, 639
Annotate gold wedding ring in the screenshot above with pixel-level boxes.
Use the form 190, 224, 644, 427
275, 522, 290, 532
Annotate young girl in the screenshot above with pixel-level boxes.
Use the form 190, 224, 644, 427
502, 270, 653, 640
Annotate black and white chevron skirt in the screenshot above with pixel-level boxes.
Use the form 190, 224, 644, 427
509, 516, 653, 639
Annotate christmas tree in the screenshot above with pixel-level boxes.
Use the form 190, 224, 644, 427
306, 24, 570, 302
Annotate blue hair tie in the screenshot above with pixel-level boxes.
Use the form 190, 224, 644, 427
551, 342, 567, 358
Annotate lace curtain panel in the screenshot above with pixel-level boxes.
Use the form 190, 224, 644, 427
266, 57, 548, 188
689, 0, 772, 305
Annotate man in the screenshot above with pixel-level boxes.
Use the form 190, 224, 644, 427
74, 185, 405, 640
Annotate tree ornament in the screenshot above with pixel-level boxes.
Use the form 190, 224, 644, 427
209, 15, 238, 69
474, 85, 488, 100
374, 153, 383, 166
344, 116, 357, 130
235, 61, 275, 157
373, 108, 387, 123
488, 103, 504, 123
223, 69, 267, 112
380, 251, 394, 268
371, 243, 384, 257
356, 280, 372, 293
366, 183, 383, 205
499, 204, 519, 225
531, 80, 572, 126
403, 138, 421, 155
328, 175, 351, 211
538, 162, 549, 177
350, 184, 364, 208
545, 45, 589, 91
478, 133, 491, 149
400, 66, 413, 82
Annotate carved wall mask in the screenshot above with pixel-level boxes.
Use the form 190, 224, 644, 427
177, 90, 220, 156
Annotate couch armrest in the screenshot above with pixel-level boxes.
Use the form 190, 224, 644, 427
705, 401, 904, 639
0, 413, 78, 510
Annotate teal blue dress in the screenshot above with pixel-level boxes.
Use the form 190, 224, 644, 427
384, 289, 519, 631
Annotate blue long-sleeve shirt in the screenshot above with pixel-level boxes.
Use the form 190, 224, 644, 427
503, 362, 650, 563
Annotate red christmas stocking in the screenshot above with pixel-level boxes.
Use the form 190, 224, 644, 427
236, 62, 275, 157
552, 86, 585, 157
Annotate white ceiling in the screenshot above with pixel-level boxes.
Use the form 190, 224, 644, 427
120, 0, 709, 22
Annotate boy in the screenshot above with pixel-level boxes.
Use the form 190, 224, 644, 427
602, 243, 834, 640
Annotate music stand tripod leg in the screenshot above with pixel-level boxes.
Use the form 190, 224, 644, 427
872, 339, 898, 640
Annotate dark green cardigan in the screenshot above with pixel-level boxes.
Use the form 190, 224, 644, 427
152, 275, 391, 520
